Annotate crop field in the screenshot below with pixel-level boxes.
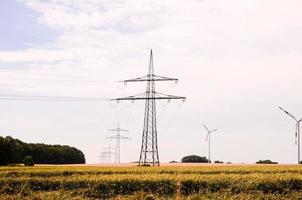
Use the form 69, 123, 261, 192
0, 165, 302, 200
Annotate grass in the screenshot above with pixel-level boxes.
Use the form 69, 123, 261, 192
0, 165, 302, 199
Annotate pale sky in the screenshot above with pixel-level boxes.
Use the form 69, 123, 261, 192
0, 0, 302, 164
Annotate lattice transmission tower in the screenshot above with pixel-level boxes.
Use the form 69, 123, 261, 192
112, 50, 186, 166
106, 123, 130, 163
100, 146, 115, 163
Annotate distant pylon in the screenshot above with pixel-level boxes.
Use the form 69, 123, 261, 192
100, 146, 115, 163
106, 122, 130, 163
112, 50, 186, 166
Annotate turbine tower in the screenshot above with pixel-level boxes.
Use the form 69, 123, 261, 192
112, 50, 186, 166
203, 124, 218, 163
279, 106, 302, 164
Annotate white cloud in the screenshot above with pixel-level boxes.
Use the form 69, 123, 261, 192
20, 0, 164, 31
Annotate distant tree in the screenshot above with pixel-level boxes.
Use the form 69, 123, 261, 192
5, 137, 26, 164
0, 135, 85, 165
181, 155, 209, 163
0, 136, 14, 165
214, 160, 223, 164
300, 161, 302, 164
23, 155, 34, 166
256, 160, 278, 164
169, 160, 178, 163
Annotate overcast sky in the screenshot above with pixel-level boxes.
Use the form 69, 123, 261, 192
0, 0, 302, 164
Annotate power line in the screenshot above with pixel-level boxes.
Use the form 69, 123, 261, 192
0, 76, 117, 83
0, 98, 107, 102
160, 102, 185, 136
0, 94, 108, 102
0, 69, 119, 81
0, 71, 118, 83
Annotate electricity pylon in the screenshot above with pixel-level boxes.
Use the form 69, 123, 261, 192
203, 124, 218, 163
100, 146, 115, 163
112, 50, 186, 166
106, 123, 130, 163
279, 106, 302, 164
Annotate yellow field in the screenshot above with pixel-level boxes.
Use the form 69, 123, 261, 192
0, 165, 302, 199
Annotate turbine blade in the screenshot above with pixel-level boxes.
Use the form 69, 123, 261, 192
203, 124, 210, 133
279, 106, 298, 121
206, 134, 209, 142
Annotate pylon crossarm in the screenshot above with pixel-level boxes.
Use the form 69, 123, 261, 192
155, 92, 186, 100
111, 92, 146, 101
154, 74, 178, 82
106, 136, 130, 139
109, 128, 128, 132
114, 96, 185, 100
100, 151, 115, 154
122, 74, 178, 83
106, 136, 118, 139
120, 136, 131, 140
112, 92, 186, 101
103, 147, 114, 150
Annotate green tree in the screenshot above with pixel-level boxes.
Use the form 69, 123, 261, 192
23, 155, 34, 166
0, 136, 13, 165
0, 135, 85, 165
181, 155, 209, 163
256, 160, 278, 164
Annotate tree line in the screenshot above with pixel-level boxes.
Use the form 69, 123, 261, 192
181, 155, 280, 164
0, 136, 85, 166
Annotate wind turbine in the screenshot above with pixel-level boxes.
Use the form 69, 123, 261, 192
279, 106, 302, 164
203, 124, 218, 163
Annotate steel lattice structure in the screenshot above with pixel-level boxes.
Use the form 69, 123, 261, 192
106, 123, 130, 163
112, 50, 186, 166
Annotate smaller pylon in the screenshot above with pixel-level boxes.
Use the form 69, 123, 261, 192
106, 123, 131, 163
100, 146, 115, 163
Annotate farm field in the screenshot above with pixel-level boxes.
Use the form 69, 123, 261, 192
0, 165, 302, 200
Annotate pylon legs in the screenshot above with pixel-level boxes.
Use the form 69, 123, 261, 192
138, 97, 159, 166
